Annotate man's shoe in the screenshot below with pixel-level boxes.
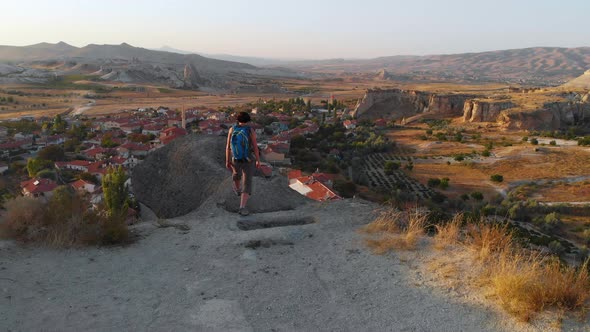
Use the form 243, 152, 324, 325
239, 207, 249, 216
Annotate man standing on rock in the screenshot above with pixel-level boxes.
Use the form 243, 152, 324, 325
226, 111, 261, 216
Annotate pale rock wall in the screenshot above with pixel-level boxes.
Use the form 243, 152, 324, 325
498, 102, 590, 130
353, 89, 473, 119
462, 100, 514, 122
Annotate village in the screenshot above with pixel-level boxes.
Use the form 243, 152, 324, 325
0, 100, 386, 220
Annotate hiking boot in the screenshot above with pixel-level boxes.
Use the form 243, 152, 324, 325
239, 207, 249, 216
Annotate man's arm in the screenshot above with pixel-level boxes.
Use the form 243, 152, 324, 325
225, 127, 233, 169
250, 129, 261, 168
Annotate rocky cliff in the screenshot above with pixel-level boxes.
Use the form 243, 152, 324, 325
462, 100, 514, 122
498, 102, 590, 130
353, 89, 474, 119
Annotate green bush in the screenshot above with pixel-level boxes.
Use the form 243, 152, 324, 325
481, 150, 491, 157
470, 192, 484, 201
490, 174, 504, 182
549, 140, 557, 146
334, 179, 356, 198
530, 138, 539, 145
428, 178, 441, 187
522, 136, 528, 142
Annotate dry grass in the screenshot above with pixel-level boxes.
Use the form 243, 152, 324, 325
363, 208, 428, 253
433, 213, 463, 250
466, 222, 514, 261
363, 211, 590, 323
0, 187, 129, 247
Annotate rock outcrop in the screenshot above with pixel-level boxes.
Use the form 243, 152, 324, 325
562, 69, 590, 89
462, 100, 514, 122
131, 134, 308, 218
352, 89, 474, 119
498, 102, 590, 130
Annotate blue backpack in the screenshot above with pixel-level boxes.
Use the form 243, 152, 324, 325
230, 125, 251, 161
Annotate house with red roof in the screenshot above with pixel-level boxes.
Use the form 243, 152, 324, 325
160, 127, 187, 145
288, 175, 340, 202
87, 161, 108, 180
142, 123, 165, 136
374, 118, 388, 128
20, 178, 58, 198
261, 147, 285, 163
343, 119, 357, 130
82, 146, 111, 160
117, 142, 150, 158
70, 179, 97, 194
0, 138, 33, 151
55, 160, 93, 172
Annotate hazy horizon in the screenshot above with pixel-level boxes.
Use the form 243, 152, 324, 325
2, 0, 589, 59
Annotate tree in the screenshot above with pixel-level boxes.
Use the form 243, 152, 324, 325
102, 166, 128, 217
490, 174, 504, 182
470, 192, 484, 201
384, 161, 400, 175
26, 158, 52, 177
37, 145, 65, 161
52, 114, 66, 134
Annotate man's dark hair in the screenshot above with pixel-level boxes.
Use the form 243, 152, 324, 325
237, 112, 251, 123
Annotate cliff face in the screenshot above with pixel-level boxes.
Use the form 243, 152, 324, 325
498, 102, 590, 130
462, 100, 514, 122
353, 89, 473, 119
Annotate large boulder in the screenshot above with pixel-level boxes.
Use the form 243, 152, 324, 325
132, 134, 310, 218
131, 134, 227, 218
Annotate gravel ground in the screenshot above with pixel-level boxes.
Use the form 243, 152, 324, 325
1, 197, 534, 331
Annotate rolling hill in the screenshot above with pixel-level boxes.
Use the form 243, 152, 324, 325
0, 42, 298, 90
286, 47, 590, 85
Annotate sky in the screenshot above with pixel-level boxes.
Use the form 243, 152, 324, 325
2, 0, 589, 59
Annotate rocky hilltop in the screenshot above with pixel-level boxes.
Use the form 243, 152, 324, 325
131, 135, 308, 218
352, 88, 474, 119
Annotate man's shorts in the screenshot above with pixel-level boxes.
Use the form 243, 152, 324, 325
232, 160, 254, 194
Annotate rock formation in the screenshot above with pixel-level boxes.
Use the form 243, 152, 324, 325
562, 69, 590, 89
462, 100, 514, 122
376, 69, 393, 80
352, 89, 474, 119
131, 135, 308, 218
498, 102, 590, 130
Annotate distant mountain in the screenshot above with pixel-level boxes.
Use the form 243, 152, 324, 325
285, 47, 590, 85
0, 42, 300, 90
154, 45, 195, 55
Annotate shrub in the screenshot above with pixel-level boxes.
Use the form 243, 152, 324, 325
427, 178, 441, 187
549, 140, 556, 146
490, 174, 504, 182
481, 150, 491, 157
454, 154, 465, 162
460, 193, 470, 201
522, 136, 528, 142
471, 192, 484, 201
0, 188, 129, 247
530, 138, 538, 145
334, 179, 356, 198
439, 177, 450, 190
434, 213, 463, 250
384, 161, 400, 175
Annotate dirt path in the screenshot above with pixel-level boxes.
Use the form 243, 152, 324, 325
0, 199, 553, 331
